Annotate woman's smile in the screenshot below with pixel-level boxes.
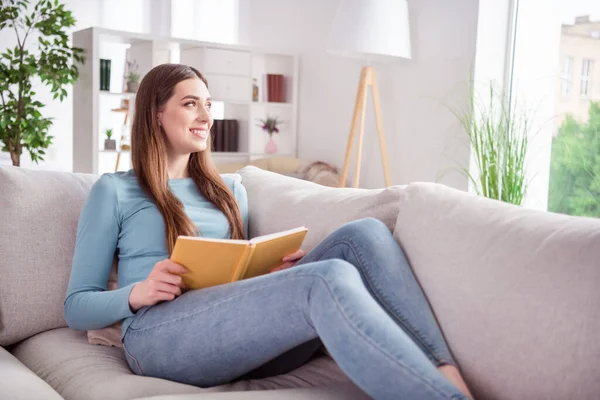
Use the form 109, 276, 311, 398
190, 128, 208, 139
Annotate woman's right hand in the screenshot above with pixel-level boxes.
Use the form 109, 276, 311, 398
128, 259, 188, 312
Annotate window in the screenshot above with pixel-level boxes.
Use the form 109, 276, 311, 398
511, 3, 600, 218
580, 59, 594, 98
561, 56, 573, 96
171, 0, 238, 44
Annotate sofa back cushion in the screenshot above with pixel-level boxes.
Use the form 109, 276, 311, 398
393, 183, 600, 400
0, 168, 244, 346
0, 166, 98, 346
237, 166, 405, 252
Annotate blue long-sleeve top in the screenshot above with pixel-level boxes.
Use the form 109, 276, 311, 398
64, 169, 248, 338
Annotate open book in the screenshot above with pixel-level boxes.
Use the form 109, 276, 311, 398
170, 227, 308, 290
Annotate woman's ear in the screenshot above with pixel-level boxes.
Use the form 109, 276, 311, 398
157, 112, 163, 127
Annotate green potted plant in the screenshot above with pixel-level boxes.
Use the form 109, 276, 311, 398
104, 128, 116, 150
449, 83, 530, 206
0, 0, 84, 166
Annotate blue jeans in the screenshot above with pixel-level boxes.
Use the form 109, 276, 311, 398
122, 218, 465, 399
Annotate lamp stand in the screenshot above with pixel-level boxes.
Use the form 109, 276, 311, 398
339, 66, 391, 188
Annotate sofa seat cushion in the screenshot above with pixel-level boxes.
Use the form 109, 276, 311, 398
130, 382, 371, 400
10, 328, 361, 400
237, 166, 405, 252
393, 182, 600, 400
0, 345, 63, 400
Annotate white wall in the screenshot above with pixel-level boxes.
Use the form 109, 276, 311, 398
2, 0, 483, 191
238, 0, 480, 189
473, 0, 513, 90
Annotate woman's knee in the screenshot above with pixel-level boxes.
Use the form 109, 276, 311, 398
306, 259, 362, 286
337, 217, 391, 241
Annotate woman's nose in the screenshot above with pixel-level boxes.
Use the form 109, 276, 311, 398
197, 105, 211, 121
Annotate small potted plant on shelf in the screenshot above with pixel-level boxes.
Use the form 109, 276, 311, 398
127, 71, 140, 93
257, 116, 282, 154
104, 128, 116, 150
125, 59, 140, 93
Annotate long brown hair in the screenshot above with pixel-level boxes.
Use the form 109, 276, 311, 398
131, 63, 245, 253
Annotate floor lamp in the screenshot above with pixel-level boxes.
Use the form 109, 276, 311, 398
328, 0, 412, 188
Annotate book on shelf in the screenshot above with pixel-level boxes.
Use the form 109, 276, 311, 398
100, 59, 105, 90
211, 119, 222, 151
171, 226, 308, 290
99, 59, 112, 91
225, 119, 239, 152
266, 74, 285, 102
211, 119, 239, 152
106, 59, 111, 91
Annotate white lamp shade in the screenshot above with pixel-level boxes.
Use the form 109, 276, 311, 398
327, 0, 412, 61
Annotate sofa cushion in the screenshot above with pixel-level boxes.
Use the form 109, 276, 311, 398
393, 182, 600, 400
0, 345, 63, 400
10, 328, 360, 400
237, 166, 405, 252
0, 166, 98, 346
0, 167, 243, 347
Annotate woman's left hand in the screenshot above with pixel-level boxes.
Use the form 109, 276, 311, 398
270, 249, 305, 273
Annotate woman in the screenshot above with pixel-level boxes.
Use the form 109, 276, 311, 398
64, 64, 473, 400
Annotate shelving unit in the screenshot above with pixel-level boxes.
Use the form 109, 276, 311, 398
72, 27, 299, 175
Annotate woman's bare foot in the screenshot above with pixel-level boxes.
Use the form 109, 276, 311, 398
438, 364, 474, 399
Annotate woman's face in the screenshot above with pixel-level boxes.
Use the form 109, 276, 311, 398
158, 77, 212, 155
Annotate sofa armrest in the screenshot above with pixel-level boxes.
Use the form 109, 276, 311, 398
0, 346, 63, 400
393, 182, 600, 400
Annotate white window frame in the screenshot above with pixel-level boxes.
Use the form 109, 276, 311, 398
561, 56, 573, 96
580, 59, 594, 98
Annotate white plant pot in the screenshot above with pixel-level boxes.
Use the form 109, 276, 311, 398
0, 151, 12, 166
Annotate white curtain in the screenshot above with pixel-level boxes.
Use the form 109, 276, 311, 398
171, 0, 238, 44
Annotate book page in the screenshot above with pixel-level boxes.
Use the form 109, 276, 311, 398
249, 226, 308, 245
244, 228, 308, 279
178, 236, 249, 245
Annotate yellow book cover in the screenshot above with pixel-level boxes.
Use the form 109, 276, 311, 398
170, 226, 308, 290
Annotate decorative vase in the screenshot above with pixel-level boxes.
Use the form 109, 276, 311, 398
265, 135, 278, 154
127, 81, 138, 93
252, 78, 259, 102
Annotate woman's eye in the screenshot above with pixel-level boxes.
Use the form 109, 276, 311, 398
184, 101, 196, 107
206, 103, 212, 109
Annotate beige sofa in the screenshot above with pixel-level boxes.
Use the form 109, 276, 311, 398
1, 165, 599, 400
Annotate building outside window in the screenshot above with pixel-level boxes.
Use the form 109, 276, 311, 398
550, 13, 600, 217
